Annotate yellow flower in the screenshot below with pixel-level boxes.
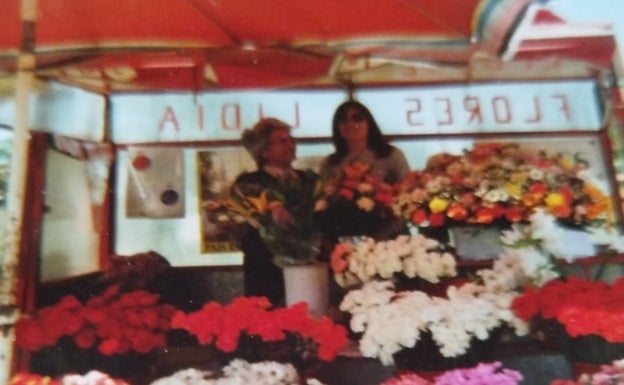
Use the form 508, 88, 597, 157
545, 192, 564, 209
509, 172, 527, 185
428, 196, 449, 213
504, 183, 523, 199
557, 154, 575, 170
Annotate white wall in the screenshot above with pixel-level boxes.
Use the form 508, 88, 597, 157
40, 149, 99, 281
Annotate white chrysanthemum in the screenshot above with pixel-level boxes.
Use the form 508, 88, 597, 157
333, 234, 456, 287
483, 188, 509, 203
528, 168, 544, 180
63, 371, 127, 385
149, 368, 214, 385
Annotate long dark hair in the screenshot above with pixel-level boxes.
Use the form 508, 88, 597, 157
327, 100, 393, 166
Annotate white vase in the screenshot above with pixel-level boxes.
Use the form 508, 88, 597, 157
282, 263, 329, 319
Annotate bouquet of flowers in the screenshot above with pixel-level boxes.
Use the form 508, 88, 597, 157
170, 296, 348, 368
511, 276, 624, 343
315, 161, 399, 240
14, 285, 176, 356
393, 142, 612, 230
380, 361, 523, 385
501, 209, 624, 285
149, 359, 327, 385
219, 170, 323, 265
329, 234, 456, 288
339, 255, 530, 366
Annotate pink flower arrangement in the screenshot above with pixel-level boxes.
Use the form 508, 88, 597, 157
380, 362, 523, 385
171, 296, 348, 363
511, 276, 624, 342
14, 285, 176, 355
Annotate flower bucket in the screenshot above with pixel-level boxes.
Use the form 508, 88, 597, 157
450, 225, 505, 260
564, 335, 624, 377
30, 337, 157, 380
282, 263, 329, 319
392, 331, 496, 372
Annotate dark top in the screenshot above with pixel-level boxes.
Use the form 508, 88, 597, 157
232, 168, 318, 306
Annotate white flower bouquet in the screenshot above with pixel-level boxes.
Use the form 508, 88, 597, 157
149, 359, 326, 385
339, 255, 530, 366
329, 234, 456, 288
501, 209, 624, 285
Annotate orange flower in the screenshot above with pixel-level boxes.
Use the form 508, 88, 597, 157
342, 161, 371, 179
330, 243, 350, 273
474, 207, 498, 224
520, 182, 547, 207
446, 203, 468, 221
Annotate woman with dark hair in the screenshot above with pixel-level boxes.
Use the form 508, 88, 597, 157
320, 100, 409, 184
316, 100, 410, 242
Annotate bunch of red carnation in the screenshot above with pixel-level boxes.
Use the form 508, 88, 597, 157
15, 285, 176, 355
511, 276, 624, 342
171, 296, 348, 362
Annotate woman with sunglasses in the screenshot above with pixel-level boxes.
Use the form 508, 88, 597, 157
319, 100, 409, 184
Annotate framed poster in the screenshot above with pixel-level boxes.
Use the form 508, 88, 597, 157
197, 147, 255, 253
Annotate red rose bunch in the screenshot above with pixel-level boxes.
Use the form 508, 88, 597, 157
15, 285, 176, 355
511, 276, 624, 342
171, 296, 348, 362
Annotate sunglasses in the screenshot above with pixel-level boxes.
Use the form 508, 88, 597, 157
338, 112, 366, 124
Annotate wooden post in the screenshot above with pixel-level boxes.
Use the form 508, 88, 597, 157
1, 0, 39, 381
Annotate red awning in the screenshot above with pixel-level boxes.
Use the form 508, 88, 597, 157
0, 0, 616, 93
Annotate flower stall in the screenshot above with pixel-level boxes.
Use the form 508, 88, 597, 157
2, 1, 624, 385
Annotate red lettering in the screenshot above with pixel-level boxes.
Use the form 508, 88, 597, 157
198, 104, 204, 131
525, 96, 542, 123
552, 94, 571, 122
405, 98, 423, 126
463, 96, 483, 124
492, 96, 512, 123
291, 102, 300, 128
221, 104, 241, 130
158, 106, 180, 132
435, 97, 453, 125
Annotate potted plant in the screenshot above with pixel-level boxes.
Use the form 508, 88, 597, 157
14, 285, 176, 378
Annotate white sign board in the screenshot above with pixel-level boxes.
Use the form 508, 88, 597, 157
110, 80, 602, 143
0, 83, 106, 142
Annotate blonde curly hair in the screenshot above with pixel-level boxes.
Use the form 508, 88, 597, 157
241, 117, 292, 167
